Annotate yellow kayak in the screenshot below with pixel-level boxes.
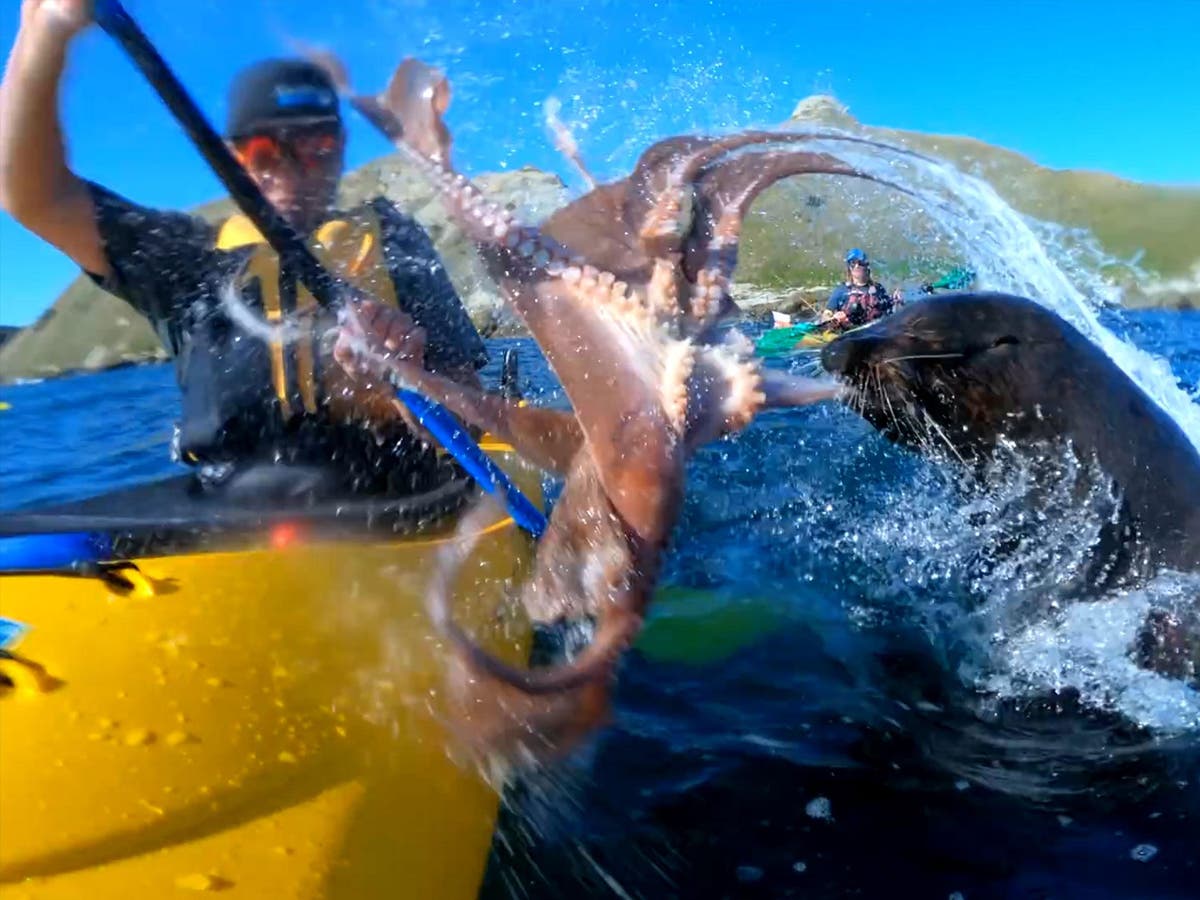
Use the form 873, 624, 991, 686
0, 446, 541, 899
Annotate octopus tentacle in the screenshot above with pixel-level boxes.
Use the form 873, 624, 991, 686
682, 148, 918, 333
625, 129, 930, 257
544, 96, 597, 190
424, 498, 622, 759
427, 499, 638, 697
324, 53, 854, 761
360, 60, 689, 480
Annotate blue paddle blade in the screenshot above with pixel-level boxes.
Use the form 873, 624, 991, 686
0, 531, 113, 572
395, 389, 548, 538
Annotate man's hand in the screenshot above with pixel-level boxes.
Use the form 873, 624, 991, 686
23, 0, 93, 37
327, 299, 432, 436
334, 298, 427, 386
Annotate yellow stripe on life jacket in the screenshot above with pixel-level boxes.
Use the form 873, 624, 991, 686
215, 205, 400, 418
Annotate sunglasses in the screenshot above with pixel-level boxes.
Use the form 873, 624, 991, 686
233, 130, 342, 173
849, 259, 869, 267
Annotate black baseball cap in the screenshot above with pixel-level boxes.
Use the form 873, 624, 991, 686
225, 59, 342, 139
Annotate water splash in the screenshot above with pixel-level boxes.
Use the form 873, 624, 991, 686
713, 128, 1200, 734
797, 429, 1199, 734
789, 128, 1200, 453
985, 572, 1200, 735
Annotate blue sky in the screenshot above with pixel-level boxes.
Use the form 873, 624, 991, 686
1, 0, 1198, 326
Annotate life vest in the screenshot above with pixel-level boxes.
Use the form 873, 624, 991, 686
842, 281, 893, 325
214, 204, 399, 420
175, 203, 409, 467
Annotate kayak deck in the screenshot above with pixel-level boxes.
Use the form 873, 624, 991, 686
0, 452, 541, 899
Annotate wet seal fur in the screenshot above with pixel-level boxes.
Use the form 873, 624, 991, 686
821, 292, 1200, 683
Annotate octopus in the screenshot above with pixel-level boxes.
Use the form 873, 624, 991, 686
314, 53, 907, 763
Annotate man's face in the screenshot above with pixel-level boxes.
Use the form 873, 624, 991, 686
233, 125, 345, 227
849, 259, 870, 284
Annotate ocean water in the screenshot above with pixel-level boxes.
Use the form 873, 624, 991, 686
2, 313, 1198, 899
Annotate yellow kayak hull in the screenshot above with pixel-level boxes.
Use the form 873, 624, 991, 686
794, 331, 838, 348
0, 454, 541, 899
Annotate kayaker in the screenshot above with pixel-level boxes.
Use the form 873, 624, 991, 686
0, 0, 488, 500
818, 248, 903, 330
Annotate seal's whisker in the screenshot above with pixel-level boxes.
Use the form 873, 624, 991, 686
867, 365, 892, 431
882, 352, 965, 366
853, 373, 870, 418
879, 370, 899, 430
923, 412, 968, 465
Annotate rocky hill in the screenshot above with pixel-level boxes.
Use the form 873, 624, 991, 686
1, 96, 1196, 383
0, 165, 567, 383
733, 96, 1200, 311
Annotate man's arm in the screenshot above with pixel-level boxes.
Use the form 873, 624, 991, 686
334, 302, 583, 475
0, 1, 108, 278
818, 284, 850, 324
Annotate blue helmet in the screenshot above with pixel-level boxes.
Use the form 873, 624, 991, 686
845, 248, 868, 265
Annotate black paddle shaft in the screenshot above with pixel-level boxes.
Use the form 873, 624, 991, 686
92, 0, 350, 310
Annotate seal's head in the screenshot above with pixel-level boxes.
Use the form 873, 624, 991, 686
820, 292, 1091, 459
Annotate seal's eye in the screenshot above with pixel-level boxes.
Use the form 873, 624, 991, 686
992, 335, 1019, 348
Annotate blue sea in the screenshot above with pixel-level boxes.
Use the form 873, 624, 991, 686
2, 312, 1199, 899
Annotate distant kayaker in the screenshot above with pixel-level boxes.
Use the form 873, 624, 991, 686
818, 248, 904, 330
0, 0, 489, 499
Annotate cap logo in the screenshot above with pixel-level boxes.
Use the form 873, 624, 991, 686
274, 84, 336, 110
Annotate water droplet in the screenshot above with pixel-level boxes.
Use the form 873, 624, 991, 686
277, 751, 298, 764
1131, 843, 1158, 862
174, 873, 233, 892
805, 796, 833, 821
124, 728, 156, 747
954, 780, 970, 791
166, 730, 198, 747
792, 861, 807, 873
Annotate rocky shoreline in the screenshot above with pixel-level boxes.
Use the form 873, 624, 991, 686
3, 276, 1196, 386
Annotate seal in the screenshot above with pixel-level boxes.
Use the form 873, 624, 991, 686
821, 292, 1200, 682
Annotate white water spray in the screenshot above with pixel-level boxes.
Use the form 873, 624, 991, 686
789, 127, 1200, 453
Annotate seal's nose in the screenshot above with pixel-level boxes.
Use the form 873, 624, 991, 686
821, 330, 882, 376
820, 335, 855, 375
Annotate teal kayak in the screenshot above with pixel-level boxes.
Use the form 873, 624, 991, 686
754, 321, 842, 356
